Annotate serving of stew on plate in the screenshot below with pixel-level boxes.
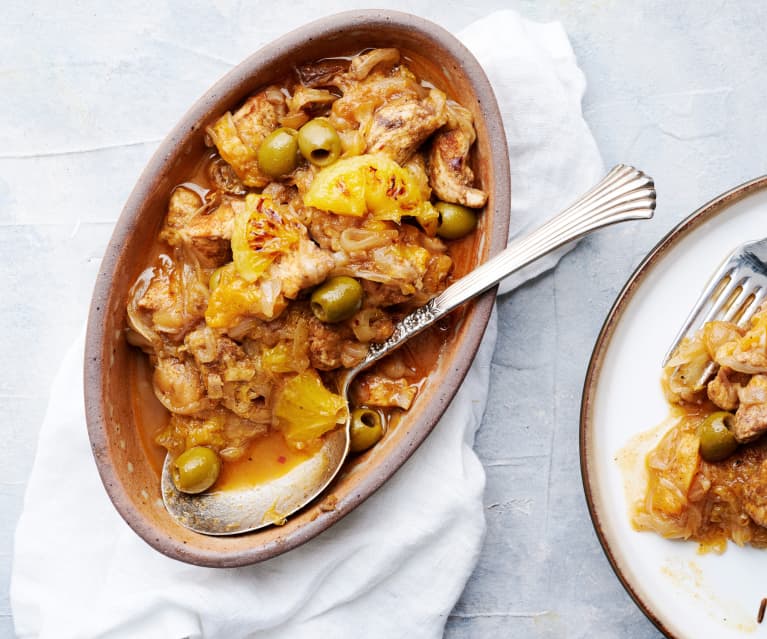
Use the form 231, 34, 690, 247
631, 303, 767, 551
124, 48, 488, 496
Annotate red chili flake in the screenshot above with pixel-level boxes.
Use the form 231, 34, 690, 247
277, 455, 287, 464
386, 176, 398, 197
256, 197, 265, 212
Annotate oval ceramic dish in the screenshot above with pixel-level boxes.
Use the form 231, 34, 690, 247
582, 176, 767, 638
84, 10, 510, 567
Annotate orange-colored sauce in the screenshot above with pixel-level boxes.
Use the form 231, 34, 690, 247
213, 430, 313, 491
129, 351, 169, 477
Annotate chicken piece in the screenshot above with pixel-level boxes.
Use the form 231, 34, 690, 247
184, 326, 272, 422
330, 59, 427, 137
186, 326, 254, 380
272, 237, 336, 300
165, 186, 203, 231
206, 85, 287, 188
241, 304, 365, 371
743, 459, 767, 527
427, 103, 488, 208
734, 375, 767, 442
232, 86, 287, 151
179, 198, 241, 268
153, 355, 209, 415
365, 90, 448, 165
134, 250, 209, 340
310, 208, 361, 251
305, 314, 367, 370
353, 374, 418, 410
707, 367, 749, 411
207, 157, 246, 195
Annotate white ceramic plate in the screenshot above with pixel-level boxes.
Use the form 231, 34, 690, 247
582, 176, 767, 638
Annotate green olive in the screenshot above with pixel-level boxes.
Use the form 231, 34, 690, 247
257, 127, 299, 177
310, 276, 363, 323
434, 201, 478, 240
349, 408, 384, 453
297, 118, 341, 167
171, 446, 222, 494
697, 411, 738, 462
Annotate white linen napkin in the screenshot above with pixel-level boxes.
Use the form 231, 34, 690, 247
11, 10, 603, 639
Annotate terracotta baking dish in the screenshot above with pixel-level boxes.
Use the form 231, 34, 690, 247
84, 9, 510, 567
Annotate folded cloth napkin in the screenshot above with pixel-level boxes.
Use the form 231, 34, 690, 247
11, 10, 603, 639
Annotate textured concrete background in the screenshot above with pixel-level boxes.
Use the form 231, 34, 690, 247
3, 1, 767, 637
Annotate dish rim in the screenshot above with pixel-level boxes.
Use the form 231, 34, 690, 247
84, 9, 511, 566
580, 174, 767, 638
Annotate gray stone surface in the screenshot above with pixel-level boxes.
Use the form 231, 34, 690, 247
4, 1, 767, 637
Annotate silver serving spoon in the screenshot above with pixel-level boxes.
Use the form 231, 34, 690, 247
162, 164, 656, 535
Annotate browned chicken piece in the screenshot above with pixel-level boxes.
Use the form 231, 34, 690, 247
707, 367, 750, 411
134, 250, 209, 340
353, 374, 418, 410
428, 103, 488, 208
269, 236, 336, 301
184, 326, 273, 423
743, 459, 767, 527
330, 60, 427, 137
186, 326, 254, 381
207, 157, 246, 195
734, 375, 767, 442
241, 304, 366, 371
232, 86, 287, 151
153, 355, 210, 415
365, 90, 448, 165
206, 85, 287, 188
165, 186, 203, 231
179, 198, 242, 268
309, 208, 361, 251
306, 314, 367, 370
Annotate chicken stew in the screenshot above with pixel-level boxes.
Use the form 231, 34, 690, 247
125, 48, 488, 496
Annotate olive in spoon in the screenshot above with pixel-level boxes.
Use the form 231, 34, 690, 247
161, 164, 656, 535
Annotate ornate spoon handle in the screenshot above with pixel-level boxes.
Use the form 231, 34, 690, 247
357, 164, 656, 372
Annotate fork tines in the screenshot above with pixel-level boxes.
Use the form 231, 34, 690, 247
663, 241, 767, 367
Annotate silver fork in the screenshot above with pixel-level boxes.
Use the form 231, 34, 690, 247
663, 237, 767, 384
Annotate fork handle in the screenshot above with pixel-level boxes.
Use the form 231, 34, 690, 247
362, 164, 656, 367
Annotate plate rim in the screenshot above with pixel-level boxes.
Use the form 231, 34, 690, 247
580, 174, 767, 638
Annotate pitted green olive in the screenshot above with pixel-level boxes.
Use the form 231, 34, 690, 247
434, 201, 478, 240
297, 118, 341, 167
171, 446, 222, 494
349, 408, 384, 453
697, 411, 738, 462
310, 276, 363, 323
258, 127, 299, 177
